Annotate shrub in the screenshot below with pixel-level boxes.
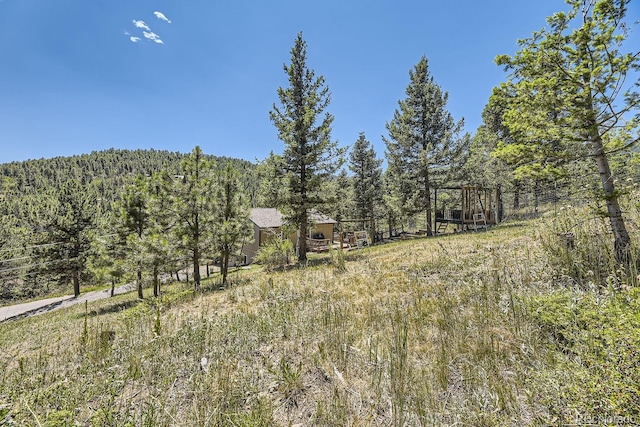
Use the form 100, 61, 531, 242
254, 237, 294, 271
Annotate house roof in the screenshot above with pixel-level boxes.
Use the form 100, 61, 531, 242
250, 208, 337, 228
250, 208, 284, 229
309, 211, 337, 224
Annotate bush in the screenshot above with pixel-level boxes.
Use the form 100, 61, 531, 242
539, 202, 639, 289
528, 289, 640, 421
254, 238, 294, 271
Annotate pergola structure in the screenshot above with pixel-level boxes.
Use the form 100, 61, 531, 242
434, 186, 502, 233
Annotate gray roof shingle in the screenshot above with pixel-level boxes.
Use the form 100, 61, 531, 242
250, 208, 284, 228
250, 208, 336, 228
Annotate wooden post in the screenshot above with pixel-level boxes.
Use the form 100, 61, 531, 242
434, 188, 438, 233
461, 187, 466, 227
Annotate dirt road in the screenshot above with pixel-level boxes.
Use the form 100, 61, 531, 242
0, 283, 136, 322
0, 265, 227, 322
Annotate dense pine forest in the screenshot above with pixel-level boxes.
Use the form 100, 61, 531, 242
0, 149, 257, 301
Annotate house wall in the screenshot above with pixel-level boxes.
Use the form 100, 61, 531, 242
244, 222, 335, 264
243, 225, 295, 264
309, 223, 334, 242
242, 223, 262, 264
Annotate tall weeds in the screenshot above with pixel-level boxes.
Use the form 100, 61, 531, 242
1, 213, 638, 425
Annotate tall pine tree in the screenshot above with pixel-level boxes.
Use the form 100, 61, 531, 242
119, 175, 150, 299
384, 56, 464, 235
270, 33, 344, 261
171, 146, 216, 289
43, 180, 96, 297
349, 132, 383, 222
212, 163, 252, 286
494, 0, 639, 265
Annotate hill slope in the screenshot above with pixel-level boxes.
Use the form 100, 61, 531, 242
1, 217, 638, 426
0, 148, 257, 302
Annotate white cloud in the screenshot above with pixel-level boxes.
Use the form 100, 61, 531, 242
153, 11, 171, 24
130, 36, 141, 43
133, 20, 151, 31
143, 31, 163, 44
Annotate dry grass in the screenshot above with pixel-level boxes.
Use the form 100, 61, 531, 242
0, 208, 639, 426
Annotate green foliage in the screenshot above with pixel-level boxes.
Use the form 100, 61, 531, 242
528, 289, 640, 421
0, 148, 257, 302
254, 235, 294, 271
170, 146, 217, 289
119, 175, 151, 299
41, 180, 97, 297
321, 169, 354, 224
270, 32, 345, 260
384, 56, 466, 234
493, 0, 638, 264
212, 163, 253, 285
254, 151, 287, 209
349, 132, 384, 221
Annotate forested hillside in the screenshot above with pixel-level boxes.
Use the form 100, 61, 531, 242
0, 149, 257, 301
0, 149, 256, 209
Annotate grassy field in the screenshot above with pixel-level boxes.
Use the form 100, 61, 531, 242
1, 204, 639, 426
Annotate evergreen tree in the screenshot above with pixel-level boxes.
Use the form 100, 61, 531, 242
255, 151, 287, 208
171, 146, 216, 288
494, 0, 639, 265
349, 132, 384, 222
212, 163, 252, 286
384, 56, 464, 235
89, 226, 128, 298
43, 180, 96, 297
119, 175, 150, 299
270, 33, 344, 261
382, 168, 405, 236
146, 171, 176, 297
322, 169, 354, 225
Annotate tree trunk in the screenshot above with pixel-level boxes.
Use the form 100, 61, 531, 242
298, 214, 308, 262
137, 269, 143, 299
498, 185, 504, 223
73, 270, 80, 298
193, 248, 200, 290
582, 60, 632, 266
513, 179, 521, 210
425, 174, 433, 236
110, 280, 115, 297
298, 160, 308, 262
221, 250, 229, 286
592, 133, 631, 266
153, 265, 159, 298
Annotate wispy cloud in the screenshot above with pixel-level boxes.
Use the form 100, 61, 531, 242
132, 20, 151, 31
143, 31, 164, 44
128, 14, 169, 45
153, 11, 171, 24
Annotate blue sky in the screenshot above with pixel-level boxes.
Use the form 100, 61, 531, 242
0, 1, 638, 165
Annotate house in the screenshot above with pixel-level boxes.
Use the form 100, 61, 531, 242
243, 208, 337, 263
